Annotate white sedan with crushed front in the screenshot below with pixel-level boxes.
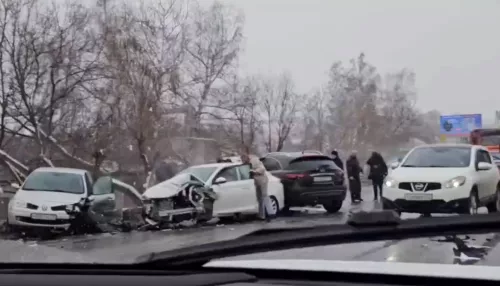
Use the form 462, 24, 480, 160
143, 162, 285, 218
382, 144, 500, 216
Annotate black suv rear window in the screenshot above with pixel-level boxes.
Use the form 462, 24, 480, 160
286, 156, 339, 171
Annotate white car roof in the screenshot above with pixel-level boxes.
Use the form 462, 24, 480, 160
189, 163, 242, 169
32, 167, 87, 175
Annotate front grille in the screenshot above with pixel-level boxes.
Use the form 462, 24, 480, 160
155, 199, 174, 211
26, 203, 38, 210
398, 182, 441, 192
51, 205, 67, 211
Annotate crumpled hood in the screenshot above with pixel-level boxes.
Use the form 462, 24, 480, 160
13, 189, 84, 205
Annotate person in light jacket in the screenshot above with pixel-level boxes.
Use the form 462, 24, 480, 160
241, 147, 275, 222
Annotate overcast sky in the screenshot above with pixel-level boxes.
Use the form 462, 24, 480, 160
212, 0, 500, 123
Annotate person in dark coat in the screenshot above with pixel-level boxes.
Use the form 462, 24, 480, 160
331, 150, 344, 171
346, 151, 363, 203
366, 151, 388, 201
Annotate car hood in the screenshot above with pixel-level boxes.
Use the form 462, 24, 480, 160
143, 173, 205, 199
13, 189, 84, 205
204, 259, 500, 280
390, 167, 468, 182
3, 226, 500, 267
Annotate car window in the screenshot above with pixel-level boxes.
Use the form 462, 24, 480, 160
237, 164, 251, 180
261, 157, 281, 171
216, 167, 239, 182
491, 152, 500, 161
477, 150, 492, 164
93, 176, 113, 195
401, 147, 471, 168
22, 171, 85, 194
480, 135, 500, 146
286, 156, 338, 171
178, 166, 217, 182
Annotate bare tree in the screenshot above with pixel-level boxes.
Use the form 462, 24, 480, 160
181, 1, 244, 137
377, 69, 420, 149
0, 0, 105, 182
102, 0, 186, 189
261, 74, 299, 152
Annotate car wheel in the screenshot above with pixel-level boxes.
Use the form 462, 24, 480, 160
495, 184, 500, 212
323, 201, 343, 213
268, 196, 279, 215
469, 190, 479, 215
489, 184, 500, 213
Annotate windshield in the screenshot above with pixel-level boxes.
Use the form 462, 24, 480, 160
287, 157, 339, 171
22, 171, 85, 194
178, 166, 217, 182
401, 147, 471, 168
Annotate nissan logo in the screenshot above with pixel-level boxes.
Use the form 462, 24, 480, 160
41, 205, 47, 211
414, 183, 424, 190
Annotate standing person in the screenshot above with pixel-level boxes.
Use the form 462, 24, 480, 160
240, 147, 275, 222
331, 149, 344, 171
366, 151, 388, 201
346, 151, 363, 203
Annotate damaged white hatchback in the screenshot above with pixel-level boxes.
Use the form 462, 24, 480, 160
142, 162, 285, 228
7, 167, 119, 233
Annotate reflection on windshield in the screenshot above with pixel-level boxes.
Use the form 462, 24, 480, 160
401, 147, 471, 168
22, 172, 84, 194
178, 167, 217, 182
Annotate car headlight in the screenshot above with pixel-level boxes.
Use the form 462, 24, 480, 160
444, 176, 466, 188
10, 200, 26, 209
385, 178, 398, 188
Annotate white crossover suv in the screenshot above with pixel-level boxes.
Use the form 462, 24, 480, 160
382, 144, 500, 216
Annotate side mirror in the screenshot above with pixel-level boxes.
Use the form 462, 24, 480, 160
11, 182, 20, 189
87, 196, 95, 202
477, 162, 493, 171
214, 177, 227, 185
390, 162, 399, 169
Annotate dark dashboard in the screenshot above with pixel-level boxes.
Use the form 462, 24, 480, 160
0, 265, 495, 286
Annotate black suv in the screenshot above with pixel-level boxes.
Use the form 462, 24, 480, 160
260, 152, 347, 213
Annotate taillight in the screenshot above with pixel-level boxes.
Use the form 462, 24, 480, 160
285, 174, 306, 179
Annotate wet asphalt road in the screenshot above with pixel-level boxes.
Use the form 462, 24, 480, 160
0, 186, 498, 265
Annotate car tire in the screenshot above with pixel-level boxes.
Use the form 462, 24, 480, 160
268, 196, 280, 216
468, 189, 480, 215
323, 200, 343, 213
487, 183, 500, 213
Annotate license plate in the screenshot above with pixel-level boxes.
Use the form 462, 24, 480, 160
314, 176, 332, 182
31, 213, 57, 221
404, 193, 433, 201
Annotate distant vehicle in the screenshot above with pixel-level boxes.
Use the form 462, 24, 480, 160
260, 152, 346, 213
7, 167, 118, 233
470, 128, 500, 152
383, 144, 500, 216
143, 162, 285, 224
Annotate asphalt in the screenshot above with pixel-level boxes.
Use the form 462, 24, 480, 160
0, 186, 497, 265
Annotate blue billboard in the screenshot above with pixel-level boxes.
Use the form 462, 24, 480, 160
439, 114, 482, 136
